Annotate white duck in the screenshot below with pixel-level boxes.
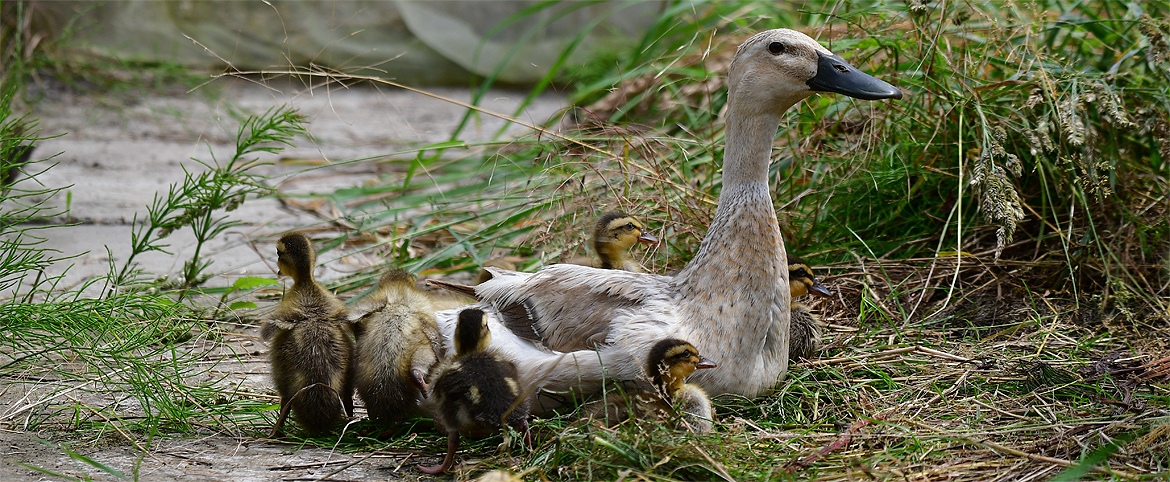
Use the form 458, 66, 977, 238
432, 28, 900, 411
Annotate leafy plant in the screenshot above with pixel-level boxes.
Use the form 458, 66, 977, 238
116, 106, 306, 294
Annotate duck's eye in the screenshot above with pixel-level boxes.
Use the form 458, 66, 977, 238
625, 222, 636, 230
768, 42, 786, 55
794, 268, 808, 278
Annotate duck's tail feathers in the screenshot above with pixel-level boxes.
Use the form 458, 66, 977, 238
426, 279, 478, 299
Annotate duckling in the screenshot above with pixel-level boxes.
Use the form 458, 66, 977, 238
418, 308, 530, 475
349, 270, 440, 424
787, 255, 833, 360
431, 29, 900, 409
261, 233, 355, 436
590, 338, 717, 432
569, 211, 659, 272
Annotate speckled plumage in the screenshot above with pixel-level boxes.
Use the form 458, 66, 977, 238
432, 29, 899, 411
262, 233, 355, 436
419, 309, 530, 474
350, 270, 440, 423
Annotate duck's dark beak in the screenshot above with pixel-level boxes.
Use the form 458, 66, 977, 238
809, 280, 832, 298
695, 356, 717, 370
637, 233, 659, 245
807, 51, 902, 100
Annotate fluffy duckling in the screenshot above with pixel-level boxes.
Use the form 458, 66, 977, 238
590, 338, 717, 432
349, 270, 440, 424
569, 211, 659, 272
418, 308, 530, 475
787, 255, 832, 360
262, 233, 355, 436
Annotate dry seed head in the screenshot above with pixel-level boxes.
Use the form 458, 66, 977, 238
970, 161, 1024, 262
1057, 99, 1085, 146
1139, 14, 1168, 65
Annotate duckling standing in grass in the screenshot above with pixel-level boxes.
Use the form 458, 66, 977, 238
349, 270, 440, 424
590, 338, 717, 432
262, 233, 355, 437
570, 211, 659, 272
787, 255, 832, 360
418, 308, 530, 475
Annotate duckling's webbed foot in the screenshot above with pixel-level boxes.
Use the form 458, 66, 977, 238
409, 368, 429, 397
417, 430, 460, 474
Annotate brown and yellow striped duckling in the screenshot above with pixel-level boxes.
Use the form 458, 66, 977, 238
418, 308, 530, 475
570, 211, 659, 272
591, 338, 717, 432
787, 255, 832, 361
262, 233, 355, 437
349, 270, 440, 424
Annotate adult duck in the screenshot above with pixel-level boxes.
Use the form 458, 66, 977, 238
433, 29, 900, 409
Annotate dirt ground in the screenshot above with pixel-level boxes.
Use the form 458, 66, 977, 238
1, 78, 565, 481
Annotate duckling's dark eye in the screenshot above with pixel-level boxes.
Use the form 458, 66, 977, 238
794, 268, 808, 278
768, 42, 786, 55
625, 222, 636, 230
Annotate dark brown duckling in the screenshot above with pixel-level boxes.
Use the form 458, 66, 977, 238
417, 308, 530, 475
261, 232, 355, 437
350, 270, 440, 424
590, 338, 717, 432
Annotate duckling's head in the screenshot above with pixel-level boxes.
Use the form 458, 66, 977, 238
454, 308, 492, 355
377, 269, 417, 291
728, 29, 902, 116
276, 233, 317, 284
787, 255, 832, 299
647, 338, 716, 395
593, 211, 658, 261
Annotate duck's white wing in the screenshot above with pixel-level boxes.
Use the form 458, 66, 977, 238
475, 264, 675, 352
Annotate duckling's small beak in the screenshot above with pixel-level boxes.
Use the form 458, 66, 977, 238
637, 233, 659, 245
695, 356, 717, 370
809, 280, 832, 298
807, 51, 902, 101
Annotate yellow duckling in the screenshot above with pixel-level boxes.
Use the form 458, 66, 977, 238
590, 338, 717, 432
569, 211, 659, 272
262, 232, 355, 436
787, 255, 832, 360
349, 270, 440, 424
418, 308, 530, 475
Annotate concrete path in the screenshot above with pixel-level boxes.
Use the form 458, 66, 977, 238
23, 78, 566, 295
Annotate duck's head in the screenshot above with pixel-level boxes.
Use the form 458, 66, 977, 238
648, 338, 717, 395
276, 233, 317, 284
594, 211, 658, 257
787, 255, 832, 299
728, 29, 902, 115
454, 308, 492, 355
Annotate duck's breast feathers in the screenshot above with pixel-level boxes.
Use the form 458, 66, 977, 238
475, 264, 674, 352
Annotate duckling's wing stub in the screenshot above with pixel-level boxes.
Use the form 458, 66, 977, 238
806, 51, 902, 100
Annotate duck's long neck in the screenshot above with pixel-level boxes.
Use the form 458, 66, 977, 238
673, 99, 794, 396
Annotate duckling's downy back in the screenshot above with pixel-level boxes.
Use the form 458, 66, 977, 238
430, 309, 529, 432
263, 233, 355, 436
352, 270, 441, 422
